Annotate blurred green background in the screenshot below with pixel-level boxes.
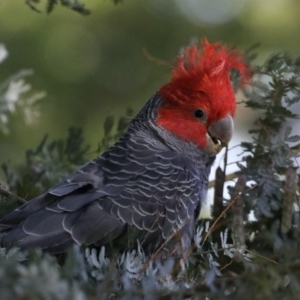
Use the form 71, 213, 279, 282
0, 0, 300, 168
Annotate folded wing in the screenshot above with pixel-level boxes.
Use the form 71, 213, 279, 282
0, 135, 202, 254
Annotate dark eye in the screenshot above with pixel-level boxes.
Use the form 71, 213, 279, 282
194, 109, 205, 119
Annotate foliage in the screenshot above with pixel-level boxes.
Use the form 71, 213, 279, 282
237, 51, 300, 240
25, 0, 124, 15
0, 44, 45, 135
1, 44, 300, 299
0, 247, 86, 300
1, 127, 90, 201
95, 107, 133, 155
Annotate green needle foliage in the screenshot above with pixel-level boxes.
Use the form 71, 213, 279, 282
1, 127, 90, 200
25, 0, 124, 15
1, 46, 300, 299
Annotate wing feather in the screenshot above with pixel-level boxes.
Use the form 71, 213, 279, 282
70, 202, 125, 245
0, 133, 208, 255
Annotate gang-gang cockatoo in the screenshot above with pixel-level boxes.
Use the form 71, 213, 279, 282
0, 40, 249, 256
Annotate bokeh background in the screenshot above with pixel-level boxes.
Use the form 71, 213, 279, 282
0, 0, 300, 194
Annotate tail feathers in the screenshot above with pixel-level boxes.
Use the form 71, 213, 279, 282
1, 226, 74, 254
0, 192, 57, 232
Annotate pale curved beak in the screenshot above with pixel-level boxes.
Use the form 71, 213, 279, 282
205, 114, 234, 156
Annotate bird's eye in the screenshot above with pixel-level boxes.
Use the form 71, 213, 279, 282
194, 109, 205, 119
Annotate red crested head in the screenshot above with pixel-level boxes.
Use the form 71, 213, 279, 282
157, 39, 250, 152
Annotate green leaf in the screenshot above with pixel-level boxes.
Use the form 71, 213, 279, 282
46, 0, 57, 13
285, 135, 300, 143
284, 126, 292, 139
103, 116, 114, 137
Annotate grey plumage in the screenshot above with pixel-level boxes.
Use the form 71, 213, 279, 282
0, 93, 214, 255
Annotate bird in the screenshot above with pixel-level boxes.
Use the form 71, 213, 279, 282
0, 39, 249, 256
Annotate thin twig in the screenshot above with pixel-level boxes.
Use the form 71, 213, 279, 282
219, 260, 233, 272
202, 184, 257, 246
244, 249, 278, 265
0, 185, 27, 204
140, 218, 190, 274
142, 48, 170, 67
202, 196, 237, 246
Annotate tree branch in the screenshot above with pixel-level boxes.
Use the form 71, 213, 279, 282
231, 174, 247, 261
209, 172, 238, 189
281, 166, 298, 234
0, 185, 27, 204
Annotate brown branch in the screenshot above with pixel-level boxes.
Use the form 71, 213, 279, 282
231, 174, 247, 261
209, 172, 238, 189
212, 167, 225, 219
0, 184, 27, 204
281, 166, 298, 234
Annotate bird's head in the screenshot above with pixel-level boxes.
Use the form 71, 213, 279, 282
157, 39, 250, 156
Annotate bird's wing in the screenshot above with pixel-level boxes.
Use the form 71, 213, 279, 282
0, 135, 203, 254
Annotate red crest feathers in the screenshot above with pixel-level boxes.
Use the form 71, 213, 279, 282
172, 39, 249, 85
159, 39, 250, 118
